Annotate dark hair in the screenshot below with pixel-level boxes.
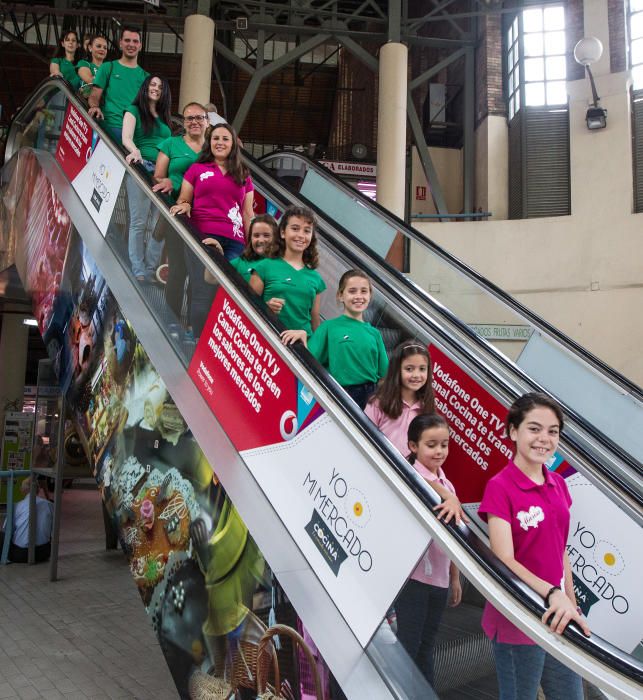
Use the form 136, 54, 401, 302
54, 30, 81, 63
407, 413, 449, 464
87, 33, 108, 61
120, 25, 142, 41
197, 123, 249, 185
506, 392, 564, 439
240, 214, 279, 261
275, 205, 319, 268
132, 75, 172, 135
368, 340, 435, 418
337, 269, 371, 296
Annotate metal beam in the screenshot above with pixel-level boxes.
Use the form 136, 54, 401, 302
214, 38, 256, 75
409, 46, 466, 91
0, 25, 48, 64
462, 45, 475, 217
388, 0, 401, 42
407, 0, 458, 32
336, 35, 378, 71
406, 94, 449, 216
232, 33, 331, 131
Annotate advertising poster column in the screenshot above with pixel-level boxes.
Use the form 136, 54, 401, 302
188, 288, 429, 646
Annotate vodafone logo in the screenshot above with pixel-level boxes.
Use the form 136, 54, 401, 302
279, 410, 298, 440
200, 171, 214, 182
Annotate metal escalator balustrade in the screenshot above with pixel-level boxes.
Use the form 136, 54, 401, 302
3, 78, 643, 699
259, 151, 643, 471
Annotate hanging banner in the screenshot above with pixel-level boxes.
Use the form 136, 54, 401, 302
189, 289, 429, 646
429, 345, 515, 503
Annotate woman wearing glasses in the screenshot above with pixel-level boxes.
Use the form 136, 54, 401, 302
152, 102, 209, 319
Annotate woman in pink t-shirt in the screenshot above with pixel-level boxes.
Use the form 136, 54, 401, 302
170, 123, 254, 336
478, 393, 590, 700
395, 414, 462, 689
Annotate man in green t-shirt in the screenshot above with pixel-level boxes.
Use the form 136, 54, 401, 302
87, 25, 148, 144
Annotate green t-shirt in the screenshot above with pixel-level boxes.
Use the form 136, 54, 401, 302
93, 60, 149, 131
230, 255, 262, 283
308, 315, 389, 386
158, 135, 201, 201
76, 59, 99, 96
252, 257, 326, 337
51, 58, 81, 91
125, 105, 171, 163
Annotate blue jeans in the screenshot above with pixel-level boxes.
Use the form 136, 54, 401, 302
492, 640, 584, 700
395, 578, 448, 689
184, 236, 244, 336
126, 161, 163, 278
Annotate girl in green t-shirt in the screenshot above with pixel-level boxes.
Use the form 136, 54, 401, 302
76, 34, 108, 97
308, 268, 388, 409
250, 205, 326, 344
49, 30, 81, 91
230, 214, 279, 282
122, 75, 172, 281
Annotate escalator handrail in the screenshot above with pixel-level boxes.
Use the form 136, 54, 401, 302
244, 155, 643, 502
260, 150, 643, 404
6, 77, 643, 686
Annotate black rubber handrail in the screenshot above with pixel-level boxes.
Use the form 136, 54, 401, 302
5, 78, 642, 685
251, 153, 643, 483
260, 150, 643, 404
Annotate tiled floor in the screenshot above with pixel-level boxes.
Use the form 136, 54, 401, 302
0, 484, 178, 700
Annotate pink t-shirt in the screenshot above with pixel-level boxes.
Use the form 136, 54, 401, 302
364, 398, 423, 456
478, 461, 572, 645
183, 162, 253, 241
410, 463, 456, 588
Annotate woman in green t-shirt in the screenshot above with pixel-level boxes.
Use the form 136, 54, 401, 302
122, 75, 173, 281
76, 34, 108, 97
152, 101, 208, 318
49, 30, 81, 91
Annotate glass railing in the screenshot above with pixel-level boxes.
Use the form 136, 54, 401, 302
259, 152, 643, 471
4, 79, 643, 699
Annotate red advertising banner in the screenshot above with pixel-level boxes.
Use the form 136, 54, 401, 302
188, 288, 309, 452
55, 102, 94, 181
429, 345, 515, 503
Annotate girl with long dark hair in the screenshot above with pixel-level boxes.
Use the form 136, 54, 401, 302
50, 30, 82, 91
122, 75, 172, 281
76, 34, 108, 97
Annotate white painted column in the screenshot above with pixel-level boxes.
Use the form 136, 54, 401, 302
178, 14, 215, 111
376, 42, 408, 218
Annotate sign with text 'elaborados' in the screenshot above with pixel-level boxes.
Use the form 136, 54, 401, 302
188, 289, 429, 646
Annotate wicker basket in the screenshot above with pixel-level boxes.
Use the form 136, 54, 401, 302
256, 624, 323, 700
189, 611, 279, 699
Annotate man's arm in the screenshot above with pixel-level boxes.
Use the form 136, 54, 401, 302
87, 86, 104, 119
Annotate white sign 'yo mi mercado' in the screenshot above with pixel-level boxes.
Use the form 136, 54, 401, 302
320, 160, 377, 177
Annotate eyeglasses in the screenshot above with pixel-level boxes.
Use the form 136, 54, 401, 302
184, 115, 207, 122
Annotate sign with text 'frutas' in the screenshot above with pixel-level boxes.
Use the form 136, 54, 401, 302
188, 288, 428, 646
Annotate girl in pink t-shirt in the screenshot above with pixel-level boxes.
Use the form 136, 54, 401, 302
395, 413, 462, 688
478, 393, 590, 700
365, 341, 465, 524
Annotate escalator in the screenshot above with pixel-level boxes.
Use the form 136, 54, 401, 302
1, 78, 641, 699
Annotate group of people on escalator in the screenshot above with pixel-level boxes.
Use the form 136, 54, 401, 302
49, 25, 591, 700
